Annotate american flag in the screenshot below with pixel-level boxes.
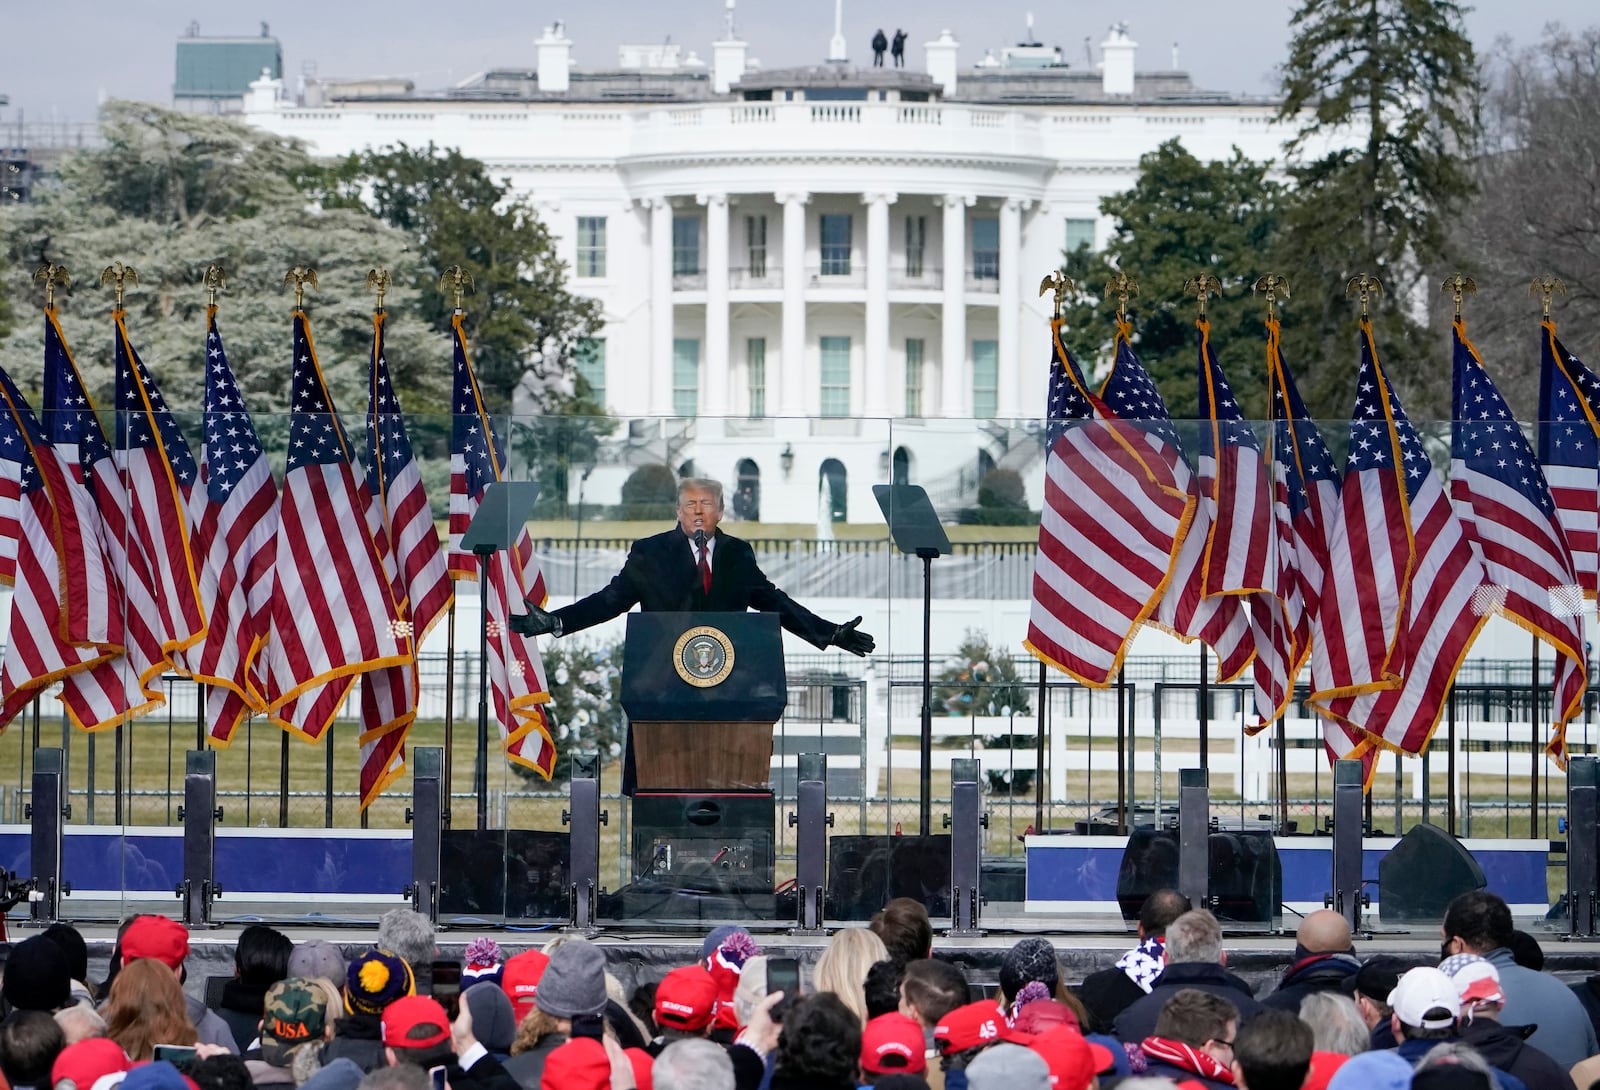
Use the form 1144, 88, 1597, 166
1450, 320, 1584, 766
262, 312, 409, 742
1026, 319, 1193, 685
113, 313, 206, 659
42, 311, 165, 730
1194, 320, 1289, 727
359, 312, 453, 806
1323, 320, 1488, 755
1265, 320, 1374, 773
1143, 326, 1253, 683
178, 310, 278, 745
0, 362, 118, 729
1536, 320, 1600, 601
1311, 320, 1413, 705
448, 314, 555, 776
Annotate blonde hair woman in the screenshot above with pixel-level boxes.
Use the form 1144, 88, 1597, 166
810, 927, 888, 1026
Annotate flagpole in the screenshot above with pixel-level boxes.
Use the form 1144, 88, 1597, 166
1116, 665, 1127, 833
444, 600, 457, 816
1034, 660, 1046, 834
1530, 632, 1540, 836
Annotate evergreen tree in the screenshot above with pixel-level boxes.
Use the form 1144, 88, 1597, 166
1058, 140, 1286, 419
0, 101, 448, 451
1274, 0, 1480, 419
309, 143, 602, 413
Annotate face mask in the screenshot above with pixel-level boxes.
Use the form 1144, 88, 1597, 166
1440, 940, 1453, 961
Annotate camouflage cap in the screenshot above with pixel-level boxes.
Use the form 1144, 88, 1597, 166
262, 976, 340, 1067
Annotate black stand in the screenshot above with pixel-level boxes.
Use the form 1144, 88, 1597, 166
874, 484, 951, 836
405, 746, 445, 923
791, 752, 831, 934
1569, 757, 1597, 938
1177, 767, 1210, 911
459, 481, 541, 832
1328, 758, 1368, 932
947, 757, 984, 935
564, 752, 604, 933
177, 750, 222, 927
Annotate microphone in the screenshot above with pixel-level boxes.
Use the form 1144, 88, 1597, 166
694, 529, 707, 549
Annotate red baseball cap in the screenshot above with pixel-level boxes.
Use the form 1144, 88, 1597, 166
861, 1012, 927, 1075
933, 1000, 1005, 1055
52, 1038, 131, 1090
501, 950, 551, 1018
1013, 1025, 1115, 1090
625, 1047, 654, 1090
540, 1037, 610, 1090
380, 995, 452, 1050
653, 965, 719, 1032
122, 916, 190, 971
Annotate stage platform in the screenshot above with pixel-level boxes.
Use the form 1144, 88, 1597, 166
20, 919, 1600, 1005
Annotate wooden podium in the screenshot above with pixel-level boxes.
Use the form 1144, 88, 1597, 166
621, 613, 786, 911
621, 611, 787, 791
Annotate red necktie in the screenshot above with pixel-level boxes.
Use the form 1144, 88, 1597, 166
698, 543, 712, 595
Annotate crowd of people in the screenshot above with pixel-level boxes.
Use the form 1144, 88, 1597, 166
0, 889, 1594, 1090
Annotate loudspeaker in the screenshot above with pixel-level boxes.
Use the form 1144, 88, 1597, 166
1378, 823, 1486, 924
631, 791, 775, 894
1116, 828, 1282, 924
439, 829, 570, 919
826, 834, 952, 920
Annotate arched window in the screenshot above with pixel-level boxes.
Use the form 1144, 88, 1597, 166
892, 446, 912, 486
819, 458, 848, 523
733, 458, 761, 521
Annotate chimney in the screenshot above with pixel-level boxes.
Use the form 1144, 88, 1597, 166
244, 68, 283, 113
713, 0, 747, 93
925, 29, 959, 96
1100, 23, 1136, 96
537, 21, 573, 93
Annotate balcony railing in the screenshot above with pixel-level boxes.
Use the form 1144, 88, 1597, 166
729, 266, 780, 289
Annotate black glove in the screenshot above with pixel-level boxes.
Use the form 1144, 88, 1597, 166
831, 616, 875, 657
509, 600, 559, 638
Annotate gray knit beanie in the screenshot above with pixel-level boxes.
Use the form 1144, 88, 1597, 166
534, 939, 608, 1018
999, 937, 1059, 1001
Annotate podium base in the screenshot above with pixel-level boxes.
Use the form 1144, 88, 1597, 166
609, 886, 778, 922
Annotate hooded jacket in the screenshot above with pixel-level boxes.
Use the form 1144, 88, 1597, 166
1262, 951, 1361, 1013
1456, 1017, 1577, 1090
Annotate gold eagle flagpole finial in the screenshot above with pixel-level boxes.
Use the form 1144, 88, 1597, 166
438, 265, 474, 314
366, 268, 391, 314
99, 261, 138, 311
1345, 273, 1383, 318
32, 263, 70, 310
283, 266, 319, 310
1253, 274, 1290, 321
1183, 273, 1222, 320
1104, 270, 1140, 325
1441, 274, 1476, 320
204, 265, 227, 310
1038, 271, 1074, 320
1529, 276, 1567, 319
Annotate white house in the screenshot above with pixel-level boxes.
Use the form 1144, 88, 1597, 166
241, 17, 1344, 523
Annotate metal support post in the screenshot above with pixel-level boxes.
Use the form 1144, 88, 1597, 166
176, 750, 223, 927
946, 757, 984, 936
564, 752, 605, 933
1177, 768, 1210, 912
1328, 758, 1368, 933
1568, 756, 1598, 937
404, 747, 445, 923
789, 752, 831, 934
26, 748, 68, 924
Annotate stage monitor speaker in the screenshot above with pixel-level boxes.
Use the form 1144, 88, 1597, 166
1116, 828, 1282, 924
631, 791, 775, 894
826, 834, 952, 920
1378, 823, 1486, 925
439, 829, 569, 919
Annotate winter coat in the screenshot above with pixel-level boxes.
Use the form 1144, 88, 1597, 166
1111, 963, 1262, 1044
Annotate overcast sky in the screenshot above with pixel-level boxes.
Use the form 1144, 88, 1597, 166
2, 2, 1595, 123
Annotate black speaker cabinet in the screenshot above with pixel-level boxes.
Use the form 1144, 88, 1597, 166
1116, 828, 1282, 924
439, 829, 569, 919
1379, 823, 1486, 924
631, 790, 775, 895
826, 834, 953, 920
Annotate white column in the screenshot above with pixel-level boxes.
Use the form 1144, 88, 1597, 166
648, 198, 674, 416
863, 192, 896, 419
997, 197, 1025, 418
940, 194, 973, 417
778, 192, 810, 417
701, 192, 731, 418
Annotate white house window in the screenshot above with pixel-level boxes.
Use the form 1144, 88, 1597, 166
972, 339, 998, 417
1065, 217, 1097, 254
575, 216, 607, 278
820, 214, 852, 276
820, 336, 851, 417
905, 338, 925, 418
747, 337, 767, 419
673, 338, 700, 416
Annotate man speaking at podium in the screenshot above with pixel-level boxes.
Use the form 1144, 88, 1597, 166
510, 477, 875, 656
